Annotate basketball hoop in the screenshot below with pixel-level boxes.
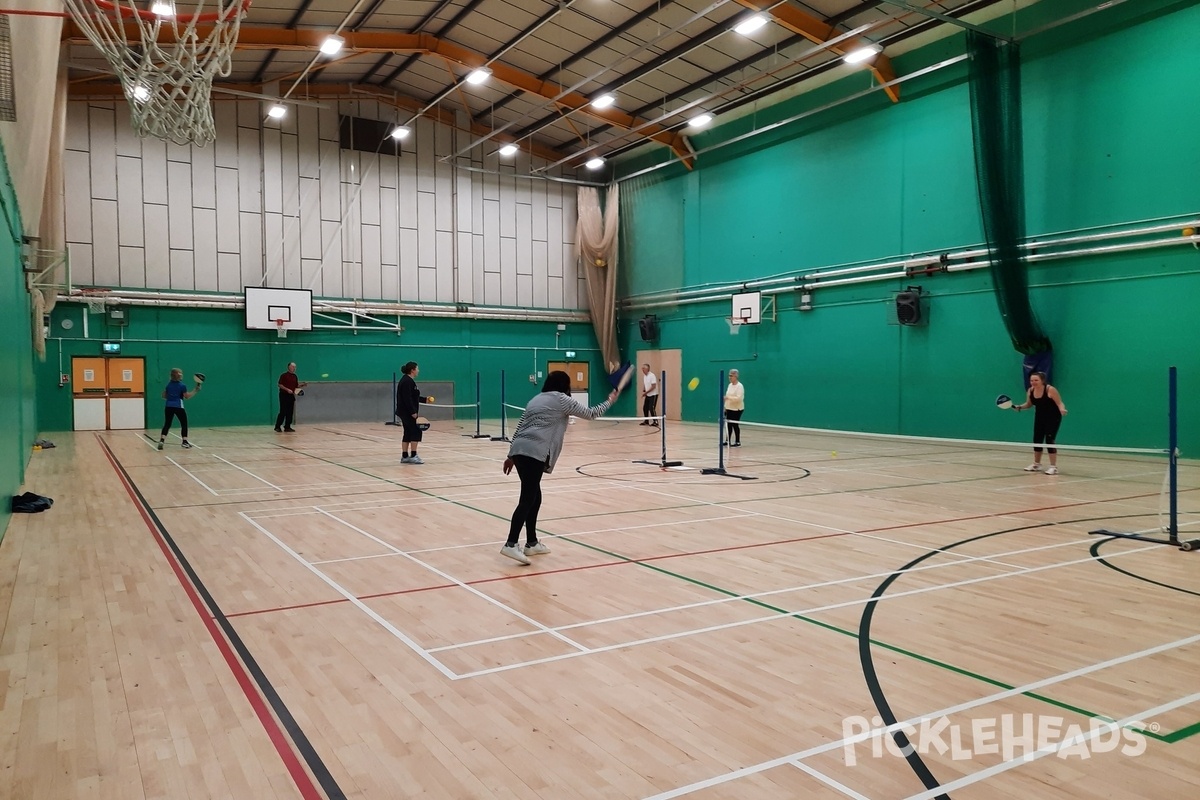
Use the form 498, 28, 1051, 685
61, 0, 252, 146
726, 309, 750, 335
275, 318, 286, 339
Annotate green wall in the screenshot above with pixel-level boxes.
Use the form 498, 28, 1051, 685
619, 0, 1200, 452
37, 305, 609, 431
0, 140, 36, 540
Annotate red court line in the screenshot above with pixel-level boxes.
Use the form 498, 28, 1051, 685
227, 488, 1171, 618
100, 440, 326, 800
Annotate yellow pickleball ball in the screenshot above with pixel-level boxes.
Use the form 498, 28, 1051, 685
1184, 227, 1196, 237
831, 451, 837, 458
427, 395, 435, 403
687, 377, 700, 391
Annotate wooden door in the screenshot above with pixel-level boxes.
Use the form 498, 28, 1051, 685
636, 349, 682, 420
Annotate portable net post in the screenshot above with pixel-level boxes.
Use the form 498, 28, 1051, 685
491, 369, 510, 442
633, 369, 682, 468
701, 369, 756, 480
385, 371, 400, 426
1090, 366, 1197, 551
61, 0, 252, 147
465, 371, 489, 438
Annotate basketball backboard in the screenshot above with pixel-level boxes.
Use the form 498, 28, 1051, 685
245, 287, 313, 331
731, 290, 761, 325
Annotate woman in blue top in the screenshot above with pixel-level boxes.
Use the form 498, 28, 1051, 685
158, 368, 201, 450
499, 371, 621, 565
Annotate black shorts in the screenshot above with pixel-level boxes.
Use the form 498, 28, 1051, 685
401, 415, 423, 442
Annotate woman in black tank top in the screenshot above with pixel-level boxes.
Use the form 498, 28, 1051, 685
1012, 371, 1068, 474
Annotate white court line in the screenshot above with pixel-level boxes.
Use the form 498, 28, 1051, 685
427, 532, 1104, 654
454, 542, 1161, 678
902, 691, 1200, 800
314, 508, 590, 654
238, 512, 457, 680
167, 456, 219, 495
793, 762, 871, 800
640, 632, 1200, 800
134, 432, 159, 450
211, 454, 282, 491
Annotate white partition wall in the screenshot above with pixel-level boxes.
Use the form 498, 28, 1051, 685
63, 99, 586, 310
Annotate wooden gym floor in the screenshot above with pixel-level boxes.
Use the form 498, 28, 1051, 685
1, 418, 1198, 799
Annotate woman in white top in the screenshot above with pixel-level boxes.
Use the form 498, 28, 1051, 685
724, 369, 745, 447
500, 371, 621, 565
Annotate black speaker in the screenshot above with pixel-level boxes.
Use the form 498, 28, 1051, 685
638, 316, 658, 341
895, 288, 922, 325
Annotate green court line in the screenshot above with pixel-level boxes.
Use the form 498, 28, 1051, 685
274, 446, 1196, 743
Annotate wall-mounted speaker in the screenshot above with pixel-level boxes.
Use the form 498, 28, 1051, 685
895, 288, 923, 326
638, 315, 658, 341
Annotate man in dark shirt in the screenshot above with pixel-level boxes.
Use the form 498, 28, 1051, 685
275, 362, 306, 432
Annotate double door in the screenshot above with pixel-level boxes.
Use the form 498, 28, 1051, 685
547, 361, 590, 406
72, 356, 146, 430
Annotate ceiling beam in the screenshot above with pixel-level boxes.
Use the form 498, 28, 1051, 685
731, 0, 900, 102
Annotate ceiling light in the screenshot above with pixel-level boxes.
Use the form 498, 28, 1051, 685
267, 104, 287, 119
498, 143, 519, 157
688, 113, 713, 129
466, 67, 492, 85
389, 125, 411, 140
130, 85, 150, 103
733, 15, 767, 36
591, 94, 615, 110
150, 1, 174, 17
843, 44, 883, 65
585, 157, 605, 170
320, 35, 345, 56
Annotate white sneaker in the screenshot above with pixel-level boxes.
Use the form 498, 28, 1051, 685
408, 455, 424, 464
524, 542, 551, 556
157, 441, 164, 450
500, 545, 531, 565
401, 455, 412, 463
1023, 463, 1042, 472
1044, 466, 1059, 475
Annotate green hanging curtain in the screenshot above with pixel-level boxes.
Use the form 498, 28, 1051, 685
967, 31, 1051, 357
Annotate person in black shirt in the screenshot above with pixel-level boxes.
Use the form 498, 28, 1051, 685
396, 361, 429, 463
1012, 371, 1068, 475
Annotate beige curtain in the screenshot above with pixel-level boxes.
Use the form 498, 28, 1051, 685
31, 65, 69, 359
576, 184, 621, 375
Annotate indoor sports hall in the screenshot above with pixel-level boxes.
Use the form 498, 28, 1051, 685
1, 2, 1198, 799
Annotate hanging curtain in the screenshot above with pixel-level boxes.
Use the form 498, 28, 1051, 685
31, 64, 69, 359
967, 31, 1051, 359
576, 184, 621, 374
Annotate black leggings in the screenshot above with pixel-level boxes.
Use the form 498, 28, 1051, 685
506, 454, 546, 546
1033, 415, 1062, 454
276, 392, 295, 429
726, 409, 743, 443
162, 407, 188, 438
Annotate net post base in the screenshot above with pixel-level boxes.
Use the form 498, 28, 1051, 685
634, 459, 683, 468
701, 467, 758, 480
1089, 529, 1197, 552
490, 436, 510, 442
464, 433, 492, 439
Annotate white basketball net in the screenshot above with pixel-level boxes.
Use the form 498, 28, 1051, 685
63, 0, 249, 147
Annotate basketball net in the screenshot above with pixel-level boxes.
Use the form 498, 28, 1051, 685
275, 319, 286, 339
62, 0, 251, 147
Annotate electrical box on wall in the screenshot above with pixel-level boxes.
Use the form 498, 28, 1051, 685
107, 306, 129, 327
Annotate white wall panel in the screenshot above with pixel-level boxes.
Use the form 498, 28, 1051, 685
380, 189, 398, 267
114, 111, 140, 158
417, 191, 436, 268
64, 149, 91, 244
193, 208, 218, 290
218, 252, 241, 293
144, 205, 170, 286
321, 220, 344, 298
64, 99, 583, 310
167, 161, 193, 250
192, 141, 216, 209
215, 168, 240, 254
142, 138, 168, 205
399, 228, 418, 300
116, 157, 143, 247
169, 249, 194, 290
116, 245, 144, 289
239, 211, 263, 287
91, 199, 119, 286
500, 236, 516, 307
68, 243, 93, 286
238, 211, 262, 289
88, 106, 117, 201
